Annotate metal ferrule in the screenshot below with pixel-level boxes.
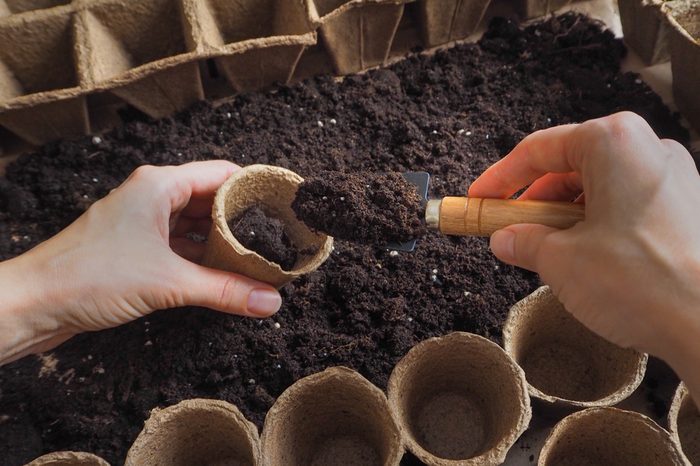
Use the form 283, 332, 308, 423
425, 199, 441, 230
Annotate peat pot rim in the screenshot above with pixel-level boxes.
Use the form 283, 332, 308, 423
387, 331, 532, 465
503, 286, 648, 408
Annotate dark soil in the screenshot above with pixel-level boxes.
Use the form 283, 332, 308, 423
229, 206, 298, 270
0, 14, 690, 466
292, 171, 426, 245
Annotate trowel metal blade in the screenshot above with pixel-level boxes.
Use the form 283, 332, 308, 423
386, 171, 430, 252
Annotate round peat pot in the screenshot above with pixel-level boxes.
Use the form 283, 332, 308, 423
261, 366, 403, 466
26, 452, 109, 465
503, 286, 647, 411
669, 383, 700, 465
387, 332, 531, 465
539, 407, 686, 465
125, 398, 260, 466
202, 164, 333, 288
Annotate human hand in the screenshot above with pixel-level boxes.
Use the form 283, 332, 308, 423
469, 112, 700, 377
0, 161, 282, 364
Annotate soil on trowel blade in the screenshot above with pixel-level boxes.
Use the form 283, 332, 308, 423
0, 13, 689, 466
293, 171, 426, 245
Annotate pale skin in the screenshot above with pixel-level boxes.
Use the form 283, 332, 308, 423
470, 111, 700, 402
0, 112, 698, 402
0, 161, 282, 365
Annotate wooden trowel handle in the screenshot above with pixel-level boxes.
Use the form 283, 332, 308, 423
430, 197, 585, 237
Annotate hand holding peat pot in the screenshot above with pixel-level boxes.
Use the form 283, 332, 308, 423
0, 162, 286, 366
468, 111, 700, 408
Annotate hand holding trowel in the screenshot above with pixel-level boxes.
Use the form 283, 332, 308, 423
291, 171, 585, 251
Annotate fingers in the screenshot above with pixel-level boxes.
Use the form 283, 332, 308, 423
489, 224, 560, 272
180, 197, 215, 217
124, 161, 239, 211
178, 261, 282, 318
469, 112, 666, 200
518, 172, 583, 201
171, 216, 212, 237
170, 237, 206, 263
468, 124, 582, 199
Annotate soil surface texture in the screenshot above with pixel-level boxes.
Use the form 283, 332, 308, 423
293, 171, 426, 245
229, 206, 298, 270
0, 14, 690, 466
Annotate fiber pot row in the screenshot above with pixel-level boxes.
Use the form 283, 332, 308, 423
0, 0, 580, 149
619, 0, 700, 133
0, 0, 435, 146
25, 299, 680, 465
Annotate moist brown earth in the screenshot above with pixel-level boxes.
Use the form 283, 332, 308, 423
228, 206, 298, 270
0, 14, 691, 466
292, 171, 426, 245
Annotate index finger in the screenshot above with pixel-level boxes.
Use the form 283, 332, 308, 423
468, 124, 582, 199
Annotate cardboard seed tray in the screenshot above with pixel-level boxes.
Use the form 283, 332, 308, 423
0, 0, 586, 148
619, 0, 671, 65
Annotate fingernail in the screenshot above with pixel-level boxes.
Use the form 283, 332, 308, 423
247, 289, 282, 317
490, 229, 516, 263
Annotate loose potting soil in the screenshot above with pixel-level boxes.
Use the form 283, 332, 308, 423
228, 206, 299, 270
0, 14, 691, 466
292, 171, 426, 245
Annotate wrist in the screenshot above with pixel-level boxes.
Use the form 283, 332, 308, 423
0, 252, 71, 365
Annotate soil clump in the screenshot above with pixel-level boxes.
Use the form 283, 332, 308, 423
228, 206, 299, 270
293, 171, 426, 245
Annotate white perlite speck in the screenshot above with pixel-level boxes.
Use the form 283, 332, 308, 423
92, 178, 98, 183
458, 129, 465, 135
339, 196, 345, 201
250, 231, 256, 236
330, 118, 337, 125
225, 112, 232, 118
464, 291, 471, 297
91, 136, 102, 145
432, 268, 438, 274
389, 250, 399, 257
274, 322, 281, 329
248, 378, 255, 385
317, 120, 324, 128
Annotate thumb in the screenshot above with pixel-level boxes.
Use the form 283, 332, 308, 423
178, 261, 282, 318
489, 224, 558, 272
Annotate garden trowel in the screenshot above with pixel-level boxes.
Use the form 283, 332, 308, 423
389, 172, 586, 252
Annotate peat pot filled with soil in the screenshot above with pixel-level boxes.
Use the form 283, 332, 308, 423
202, 164, 333, 288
